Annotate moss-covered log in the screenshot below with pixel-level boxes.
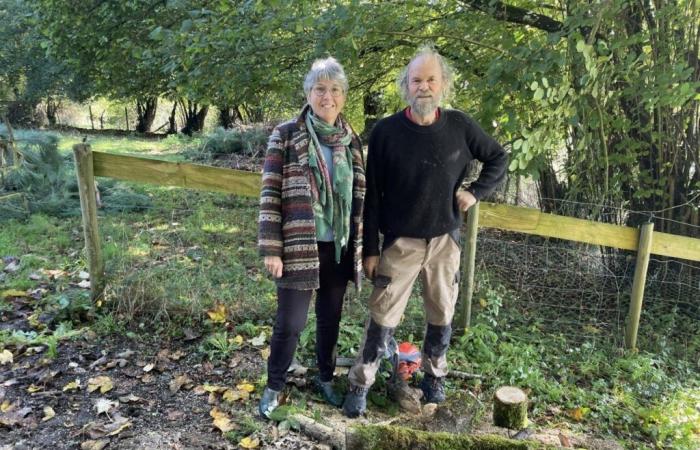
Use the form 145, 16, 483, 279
345, 424, 559, 450
493, 386, 528, 429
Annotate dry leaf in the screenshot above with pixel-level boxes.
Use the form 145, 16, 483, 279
0, 400, 12, 413
94, 398, 118, 415
249, 332, 266, 347
232, 335, 244, 346
210, 407, 235, 433
78, 271, 90, 280
222, 389, 243, 403
558, 430, 572, 447
63, 379, 81, 392
169, 349, 186, 361
105, 415, 131, 436
239, 436, 260, 449
77, 280, 91, 289
26, 384, 42, 393
206, 304, 227, 323
0, 405, 33, 427
1, 289, 26, 299
141, 373, 155, 384
87, 376, 113, 394
0, 350, 12, 365
260, 347, 271, 360
169, 374, 194, 393
81, 439, 109, 450
42, 406, 55, 422
201, 384, 227, 393
118, 394, 141, 403
116, 349, 135, 359
142, 363, 154, 373
567, 406, 588, 422
236, 382, 255, 393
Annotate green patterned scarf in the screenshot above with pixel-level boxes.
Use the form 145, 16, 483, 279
305, 111, 354, 262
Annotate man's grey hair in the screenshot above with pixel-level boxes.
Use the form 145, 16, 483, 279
303, 57, 349, 96
397, 45, 455, 103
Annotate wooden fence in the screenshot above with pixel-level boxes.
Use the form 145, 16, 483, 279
73, 144, 700, 350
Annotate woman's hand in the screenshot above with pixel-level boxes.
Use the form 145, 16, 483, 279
264, 256, 283, 278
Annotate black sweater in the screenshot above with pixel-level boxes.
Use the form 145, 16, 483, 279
363, 109, 508, 256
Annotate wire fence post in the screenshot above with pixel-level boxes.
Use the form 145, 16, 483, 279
73, 143, 105, 300
457, 202, 480, 331
625, 222, 654, 350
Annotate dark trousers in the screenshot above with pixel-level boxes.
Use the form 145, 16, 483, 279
266, 241, 352, 391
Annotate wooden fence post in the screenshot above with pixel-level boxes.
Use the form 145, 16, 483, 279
73, 144, 105, 300
456, 202, 480, 331
625, 222, 654, 350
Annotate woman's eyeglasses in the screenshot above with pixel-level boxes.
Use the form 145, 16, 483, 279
312, 85, 345, 97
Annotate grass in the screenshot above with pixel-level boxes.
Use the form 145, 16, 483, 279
1, 130, 698, 449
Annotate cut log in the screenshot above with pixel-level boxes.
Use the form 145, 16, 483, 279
493, 386, 528, 429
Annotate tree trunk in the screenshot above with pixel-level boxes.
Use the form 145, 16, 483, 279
361, 91, 381, 142
46, 97, 59, 126
136, 97, 158, 133
180, 100, 209, 135
493, 386, 528, 429
218, 105, 241, 129
167, 102, 178, 134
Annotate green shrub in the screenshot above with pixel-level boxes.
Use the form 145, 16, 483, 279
186, 126, 268, 162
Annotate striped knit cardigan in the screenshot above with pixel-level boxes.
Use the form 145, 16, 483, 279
258, 105, 366, 290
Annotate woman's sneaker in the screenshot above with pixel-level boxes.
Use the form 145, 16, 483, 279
258, 387, 280, 419
313, 376, 343, 407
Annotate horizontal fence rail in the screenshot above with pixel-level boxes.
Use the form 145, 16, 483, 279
92, 151, 261, 197
74, 146, 700, 350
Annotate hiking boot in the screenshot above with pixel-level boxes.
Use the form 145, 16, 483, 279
420, 374, 445, 403
313, 376, 343, 407
258, 386, 280, 419
342, 384, 368, 418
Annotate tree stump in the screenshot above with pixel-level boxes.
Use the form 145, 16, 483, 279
493, 386, 528, 429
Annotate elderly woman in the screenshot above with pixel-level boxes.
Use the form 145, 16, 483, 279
257, 57, 365, 418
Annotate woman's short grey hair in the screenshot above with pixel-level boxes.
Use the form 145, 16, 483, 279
303, 57, 349, 96
397, 45, 455, 103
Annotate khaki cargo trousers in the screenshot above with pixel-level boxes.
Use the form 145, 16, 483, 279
348, 233, 461, 388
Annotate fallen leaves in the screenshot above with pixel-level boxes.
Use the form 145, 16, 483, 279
0, 349, 12, 365
207, 304, 227, 324
80, 439, 109, 450
1, 289, 27, 299
169, 374, 194, 393
63, 379, 81, 392
0, 402, 35, 428
210, 407, 235, 433
87, 376, 114, 394
42, 406, 55, 422
239, 436, 260, 448
94, 398, 119, 415
566, 406, 590, 422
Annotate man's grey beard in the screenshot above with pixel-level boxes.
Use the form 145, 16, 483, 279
410, 94, 441, 117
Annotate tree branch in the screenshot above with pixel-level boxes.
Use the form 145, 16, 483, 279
459, 0, 563, 33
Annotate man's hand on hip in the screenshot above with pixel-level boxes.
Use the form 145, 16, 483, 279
264, 256, 283, 278
456, 189, 477, 212
363, 256, 379, 280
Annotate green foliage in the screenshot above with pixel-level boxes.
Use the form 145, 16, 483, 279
185, 126, 269, 162
200, 331, 241, 361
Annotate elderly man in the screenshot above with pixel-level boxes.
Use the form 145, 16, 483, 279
343, 46, 508, 417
